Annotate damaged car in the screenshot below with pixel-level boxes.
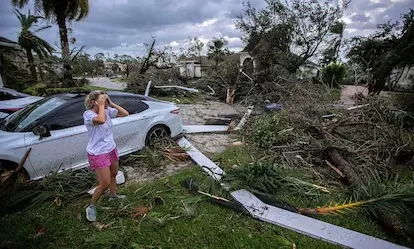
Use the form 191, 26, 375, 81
0, 91, 183, 181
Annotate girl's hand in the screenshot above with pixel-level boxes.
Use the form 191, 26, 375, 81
95, 94, 107, 106
106, 95, 114, 107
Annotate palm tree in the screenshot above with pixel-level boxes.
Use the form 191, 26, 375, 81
207, 37, 230, 68
12, 0, 89, 85
14, 9, 54, 82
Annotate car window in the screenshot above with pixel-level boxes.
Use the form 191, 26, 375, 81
110, 96, 149, 115
1, 97, 67, 132
0, 91, 21, 101
42, 101, 85, 130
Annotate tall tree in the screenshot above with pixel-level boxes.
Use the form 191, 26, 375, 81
119, 54, 134, 77
236, 0, 344, 73
14, 9, 54, 82
347, 9, 414, 93
207, 36, 230, 68
12, 0, 89, 85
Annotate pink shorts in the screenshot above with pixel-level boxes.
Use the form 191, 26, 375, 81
88, 148, 119, 171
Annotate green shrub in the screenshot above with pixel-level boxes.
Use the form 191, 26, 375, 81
321, 63, 347, 87
251, 114, 295, 148
23, 83, 47, 96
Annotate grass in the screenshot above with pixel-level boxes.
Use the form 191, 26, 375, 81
328, 87, 341, 102
86, 85, 123, 92
1, 166, 346, 249
0, 145, 401, 248
213, 145, 394, 243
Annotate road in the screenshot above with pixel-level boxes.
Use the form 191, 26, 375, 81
88, 77, 127, 90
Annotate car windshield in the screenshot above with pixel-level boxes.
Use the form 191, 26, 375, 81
0, 97, 67, 132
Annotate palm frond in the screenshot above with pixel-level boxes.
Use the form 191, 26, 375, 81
34, 25, 51, 33
298, 181, 414, 216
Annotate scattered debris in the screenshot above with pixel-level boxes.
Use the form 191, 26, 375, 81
232, 141, 245, 146
34, 227, 47, 238
94, 222, 112, 231
226, 88, 236, 105
0, 148, 31, 191
265, 103, 283, 112
144, 81, 152, 96
207, 85, 216, 95
230, 189, 407, 249
160, 147, 189, 162
346, 103, 369, 110
182, 178, 230, 203
232, 105, 254, 131
204, 116, 232, 125
154, 85, 199, 93
324, 160, 345, 178
182, 125, 229, 134
133, 206, 150, 217
177, 137, 224, 181
87, 171, 125, 195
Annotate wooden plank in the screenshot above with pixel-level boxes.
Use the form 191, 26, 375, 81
231, 189, 408, 249
182, 125, 229, 134
177, 137, 224, 181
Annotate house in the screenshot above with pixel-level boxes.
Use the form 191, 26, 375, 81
0, 37, 21, 87
388, 65, 414, 91
298, 60, 320, 79
103, 61, 127, 76
178, 56, 215, 79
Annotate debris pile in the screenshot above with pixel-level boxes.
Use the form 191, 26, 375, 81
225, 81, 414, 243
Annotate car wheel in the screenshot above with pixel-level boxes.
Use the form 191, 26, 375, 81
0, 160, 29, 191
145, 125, 171, 148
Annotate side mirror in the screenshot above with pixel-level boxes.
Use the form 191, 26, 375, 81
33, 125, 51, 138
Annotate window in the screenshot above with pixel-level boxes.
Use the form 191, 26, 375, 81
110, 96, 149, 115
42, 101, 85, 130
0, 91, 20, 101
1, 97, 67, 132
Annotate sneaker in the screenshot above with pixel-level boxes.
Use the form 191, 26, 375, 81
86, 204, 97, 222
109, 194, 126, 202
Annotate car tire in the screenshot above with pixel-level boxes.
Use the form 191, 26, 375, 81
0, 160, 29, 191
145, 125, 171, 147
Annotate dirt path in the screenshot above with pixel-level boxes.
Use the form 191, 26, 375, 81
340, 85, 368, 106
123, 100, 243, 186
88, 77, 127, 90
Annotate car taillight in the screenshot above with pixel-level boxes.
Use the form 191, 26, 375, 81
170, 109, 180, 115
0, 108, 21, 114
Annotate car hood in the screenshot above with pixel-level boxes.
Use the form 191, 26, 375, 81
0, 96, 43, 108
0, 129, 25, 143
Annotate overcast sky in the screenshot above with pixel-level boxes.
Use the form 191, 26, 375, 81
0, 0, 412, 58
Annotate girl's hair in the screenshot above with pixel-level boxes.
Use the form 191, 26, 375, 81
85, 90, 105, 109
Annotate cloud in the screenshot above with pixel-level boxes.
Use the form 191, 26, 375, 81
0, 0, 411, 57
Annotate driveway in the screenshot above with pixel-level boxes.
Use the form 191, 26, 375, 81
123, 100, 243, 185
340, 85, 368, 106
88, 77, 127, 90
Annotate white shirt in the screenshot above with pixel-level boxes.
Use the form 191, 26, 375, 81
83, 107, 118, 155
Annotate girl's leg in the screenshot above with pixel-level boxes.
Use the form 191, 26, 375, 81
109, 159, 119, 197
91, 167, 111, 205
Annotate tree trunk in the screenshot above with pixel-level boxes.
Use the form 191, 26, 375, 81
25, 48, 37, 82
56, 15, 73, 86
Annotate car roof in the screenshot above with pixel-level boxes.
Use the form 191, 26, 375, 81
51, 91, 157, 102
0, 87, 30, 97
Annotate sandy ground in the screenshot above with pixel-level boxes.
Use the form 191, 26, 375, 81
123, 100, 243, 186
88, 77, 127, 90
340, 85, 369, 106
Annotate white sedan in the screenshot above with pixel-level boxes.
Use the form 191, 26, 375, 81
0, 91, 183, 180
0, 87, 43, 118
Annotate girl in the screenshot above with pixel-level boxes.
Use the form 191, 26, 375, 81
83, 91, 129, 222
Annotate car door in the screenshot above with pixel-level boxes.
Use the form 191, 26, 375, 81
110, 96, 150, 156
25, 100, 89, 178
